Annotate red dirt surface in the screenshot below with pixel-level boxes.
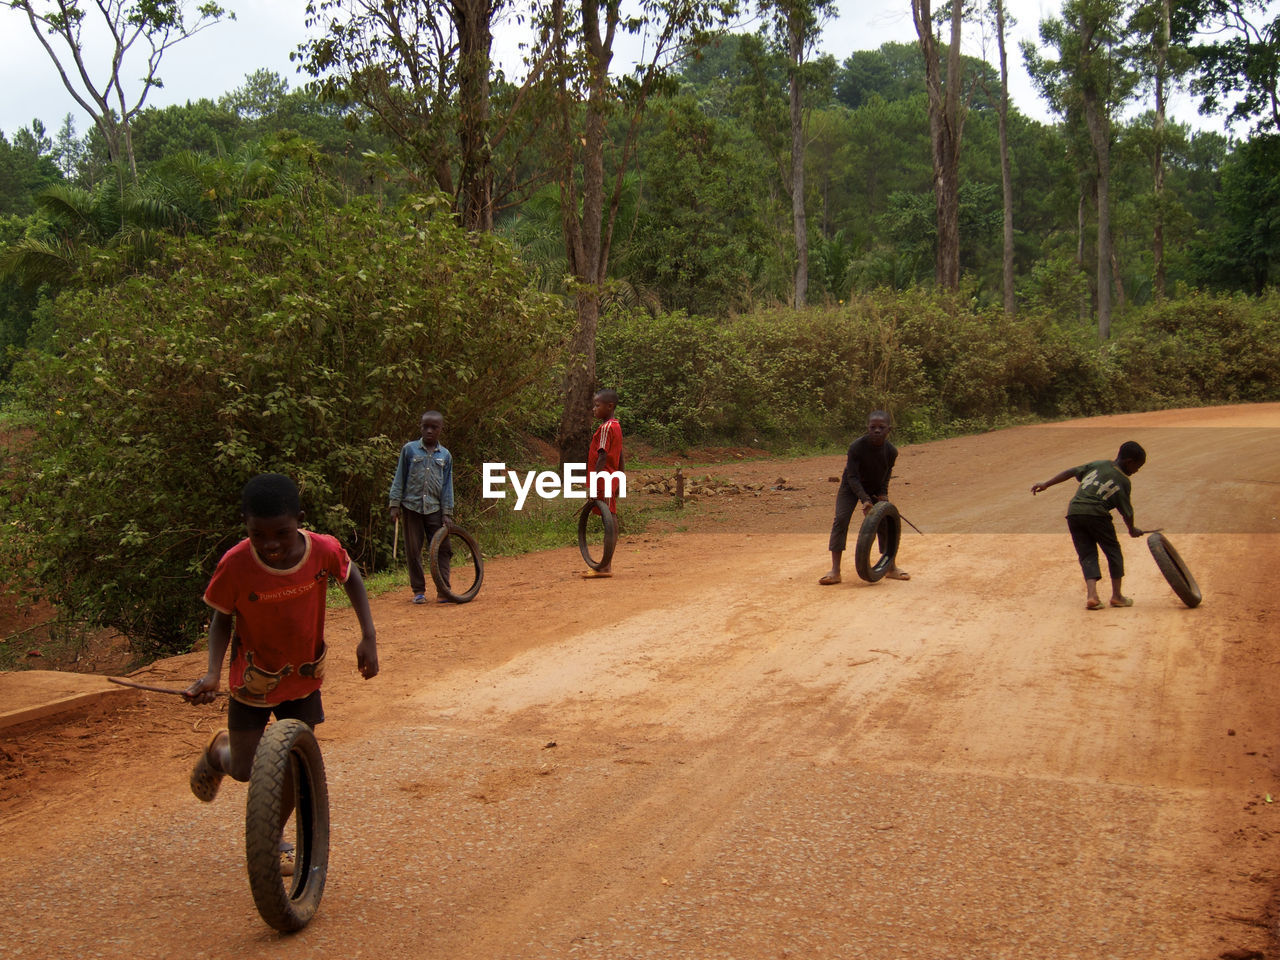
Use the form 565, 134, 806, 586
2, 404, 1279, 959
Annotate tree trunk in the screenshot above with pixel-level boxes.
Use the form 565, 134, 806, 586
560, 292, 601, 467
788, 5, 808, 308
913, 0, 964, 290
555, 0, 612, 464
1077, 191, 1089, 321
1110, 246, 1126, 311
1152, 0, 1170, 301
454, 0, 496, 231
1084, 92, 1112, 339
996, 0, 1015, 315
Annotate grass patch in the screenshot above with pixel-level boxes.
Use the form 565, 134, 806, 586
0, 617, 111, 672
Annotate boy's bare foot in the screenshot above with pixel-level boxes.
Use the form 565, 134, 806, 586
1110, 596, 1134, 607
886, 568, 910, 580
1086, 598, 1105, 610
818, 572, 841, 585
190, 729, 228, 802
582, 570, 612, 579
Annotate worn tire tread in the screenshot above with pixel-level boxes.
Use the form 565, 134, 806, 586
854, 501, 902, 584
245, 719, 329, 932
578, 500, 617, 571
1147, 532, 1202, 608
429, 522, 485, 603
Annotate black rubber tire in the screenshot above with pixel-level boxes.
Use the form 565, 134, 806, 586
577, 500, 617, 571
854, 501, 902, 583
245, 719, 329, 933
1147, 532, 1202, 608
429, 521, 485, 603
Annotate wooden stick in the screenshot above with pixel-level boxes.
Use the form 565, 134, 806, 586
394, 516, 400, 561
898, 512, 925, 536
107, 676, 227, 698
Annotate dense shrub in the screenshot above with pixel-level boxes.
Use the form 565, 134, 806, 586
1108, 291, 1280, 409
600, 292, 1081, 445
1, 193, 567, 658
600, 289, 1280, 447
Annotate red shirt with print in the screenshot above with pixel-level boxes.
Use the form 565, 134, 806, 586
589, 416, 624, 513
203, 530, 351, 706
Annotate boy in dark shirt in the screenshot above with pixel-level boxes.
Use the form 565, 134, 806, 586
1031, 441, 1148, 609
819, 411, 909, 585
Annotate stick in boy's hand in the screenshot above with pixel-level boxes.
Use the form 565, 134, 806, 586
108, 676, 228, 698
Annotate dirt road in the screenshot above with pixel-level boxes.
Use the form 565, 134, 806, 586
2, 405, 1279, 959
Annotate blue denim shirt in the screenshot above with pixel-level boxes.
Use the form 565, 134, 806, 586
388, 440, 454, 515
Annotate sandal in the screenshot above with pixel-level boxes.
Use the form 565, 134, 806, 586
190, 729, 227, 803
279, 840, 296, 877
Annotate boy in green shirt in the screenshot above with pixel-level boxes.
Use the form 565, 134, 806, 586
1031, 441, 1148, 610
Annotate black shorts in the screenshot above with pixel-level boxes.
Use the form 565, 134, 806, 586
1066, 513, 1124, 581
227, 689, 325, 732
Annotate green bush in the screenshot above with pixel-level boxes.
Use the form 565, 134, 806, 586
1, 192, 568, 658
1109, 291, 1280, 409
600, 289, 1280, 448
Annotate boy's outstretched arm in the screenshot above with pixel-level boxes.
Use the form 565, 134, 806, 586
342, 564, 379, 680
1119, 508, 1144, 538
1030, 468, 1077, 495
184, 610, 233, 704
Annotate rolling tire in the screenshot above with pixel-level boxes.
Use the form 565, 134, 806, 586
854, 501, 902, 583
1147, 532, 1202, 608
245, 719, 329, 933
429, 521, 484, 603
578, 500, 617, 571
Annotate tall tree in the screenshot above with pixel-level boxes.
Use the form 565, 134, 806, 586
1129, 0, 1194, 299
51, 113, 87, 180
760, 0, 835, 307
540, 0, 732, 463
0, 125, 63, 216
7, 1, 233, 182
1025, 0, 1136, 339
1150, 0, 1172, 299
299, 0, 547, 230
835, 42, 927, 108
1187, 132, 1280, 292
1190, 0, 1280, 131
912, 0, 969, 290
992, 0, 1016, 313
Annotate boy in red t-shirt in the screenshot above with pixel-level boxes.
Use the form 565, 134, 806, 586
583, 388, 623, 579
184, 473, 378, 801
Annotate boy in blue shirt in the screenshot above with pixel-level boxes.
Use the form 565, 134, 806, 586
388, 410, 454, 603
1031, 440, 1148, 610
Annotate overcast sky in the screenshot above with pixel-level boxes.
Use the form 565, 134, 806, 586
0, 0, 1221, 143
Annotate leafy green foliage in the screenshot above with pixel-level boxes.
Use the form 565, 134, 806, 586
1190, 0, 1280, 132
1, 192, 567, 658
0, 126, 63, 217
8, 0, 234, 178
1108, 290, 1280, 407
1187, 133, 1280, 292
626, 93, 783, 312
601, 290, 1280, 448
